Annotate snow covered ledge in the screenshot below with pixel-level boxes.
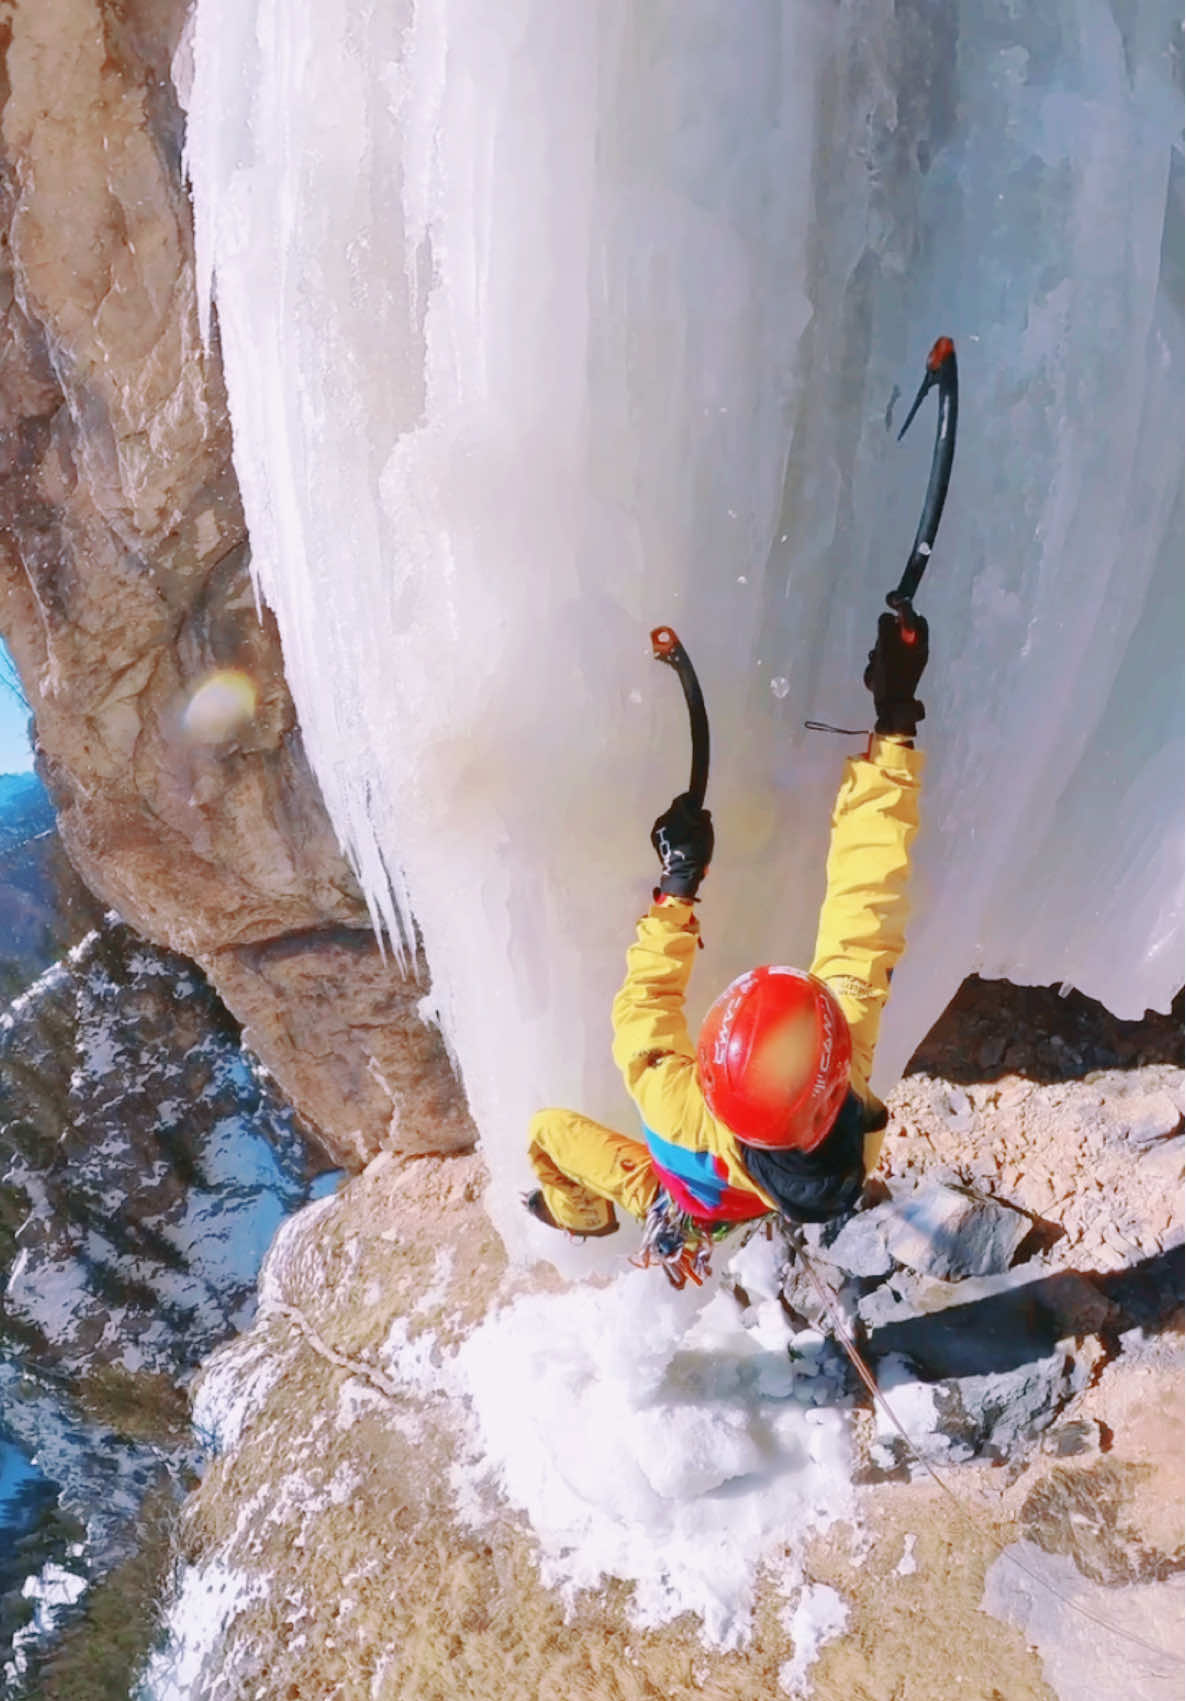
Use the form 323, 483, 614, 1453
144, 1155, 869, 1698
143, 1138, 1185, 1701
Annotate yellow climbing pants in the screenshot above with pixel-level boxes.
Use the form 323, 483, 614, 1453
527, 1108, 661, 1233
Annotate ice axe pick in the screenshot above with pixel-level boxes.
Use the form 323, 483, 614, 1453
887, 336, 959, 642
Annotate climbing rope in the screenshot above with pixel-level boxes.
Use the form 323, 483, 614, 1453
782, 1225, 1183, 1675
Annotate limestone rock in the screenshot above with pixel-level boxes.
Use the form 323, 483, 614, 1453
1020, 1459, 1185, 1587
868, 1344, 1092, 1470
213, 929, 477, 1167
0, 0, 473, 1165
817, 1207, 896, 1279
859, 1264, 1121, 1467
880, 1177, 1030, 1280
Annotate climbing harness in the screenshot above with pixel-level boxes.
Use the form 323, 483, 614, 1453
887, 335, 959, 640
631, 1191, 741, 1289
650, 626, 710, 808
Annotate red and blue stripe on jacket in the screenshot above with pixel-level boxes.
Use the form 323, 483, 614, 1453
641, 1122, 767, 1225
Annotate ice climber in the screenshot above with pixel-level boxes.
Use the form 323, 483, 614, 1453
525, 612, 928, 1286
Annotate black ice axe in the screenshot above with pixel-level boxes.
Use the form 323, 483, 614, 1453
887, 335, 959, 642
650, 625, 709, 807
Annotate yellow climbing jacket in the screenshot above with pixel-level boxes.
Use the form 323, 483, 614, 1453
610, 733, 925, 1216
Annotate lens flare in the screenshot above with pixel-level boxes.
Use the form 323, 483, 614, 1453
181, 669, 258, 744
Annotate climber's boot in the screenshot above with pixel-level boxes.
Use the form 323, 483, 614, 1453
522, 1190, 619, 1239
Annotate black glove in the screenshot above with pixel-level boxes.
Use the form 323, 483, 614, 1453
650, 792, 714, 900
864, 611, 929, 736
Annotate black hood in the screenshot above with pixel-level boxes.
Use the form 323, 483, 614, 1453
738, 1090, 870, 1224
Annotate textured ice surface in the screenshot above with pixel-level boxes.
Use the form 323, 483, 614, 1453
181, 2, 1183, 1244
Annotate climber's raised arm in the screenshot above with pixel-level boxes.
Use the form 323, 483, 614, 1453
610, 793, 715, 1132
809, 613, 928, 1102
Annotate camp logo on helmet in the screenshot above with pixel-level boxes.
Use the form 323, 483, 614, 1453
813, 999, 837, 1092
711, 970, 755, 1069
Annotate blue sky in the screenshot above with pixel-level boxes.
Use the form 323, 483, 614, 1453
0, 639, 34, 773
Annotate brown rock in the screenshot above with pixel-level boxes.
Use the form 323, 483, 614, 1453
213, 929, 477, 1167
0, 0, 474, 1165
1021, 1459, 1184, 1586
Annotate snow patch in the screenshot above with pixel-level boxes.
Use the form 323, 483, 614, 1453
2, 1562, 88, 1687
192, 1334, 285, 1456
779, 1582, 849, 1698
868, 1352, 967, 1469
412, 1246, 454, 1315
378, 1316, 446, 1395
137, 1562, 265, 1701
448, 1257, 856, 1650
335, 1377, 390, 1431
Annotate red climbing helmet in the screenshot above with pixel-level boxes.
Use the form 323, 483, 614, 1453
696, 966, 852, 1151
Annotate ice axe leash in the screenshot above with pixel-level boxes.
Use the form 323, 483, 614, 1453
650, 626, 710, 807
784, 1225, 1182, 1674
888, 335, 958, 641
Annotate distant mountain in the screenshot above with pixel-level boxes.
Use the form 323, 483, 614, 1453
0, 920, 340, 1694
0, 772, 54, 855
0, 773, 104, 1001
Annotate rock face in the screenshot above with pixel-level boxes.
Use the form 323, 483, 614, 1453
879, 1177, 1031, 1281
813, 1174, 1032, 1284
783, 1047, 1186, 1472
0, 0, 474, 1165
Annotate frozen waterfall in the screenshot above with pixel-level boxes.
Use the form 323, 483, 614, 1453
179, 1, 1183, 1240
